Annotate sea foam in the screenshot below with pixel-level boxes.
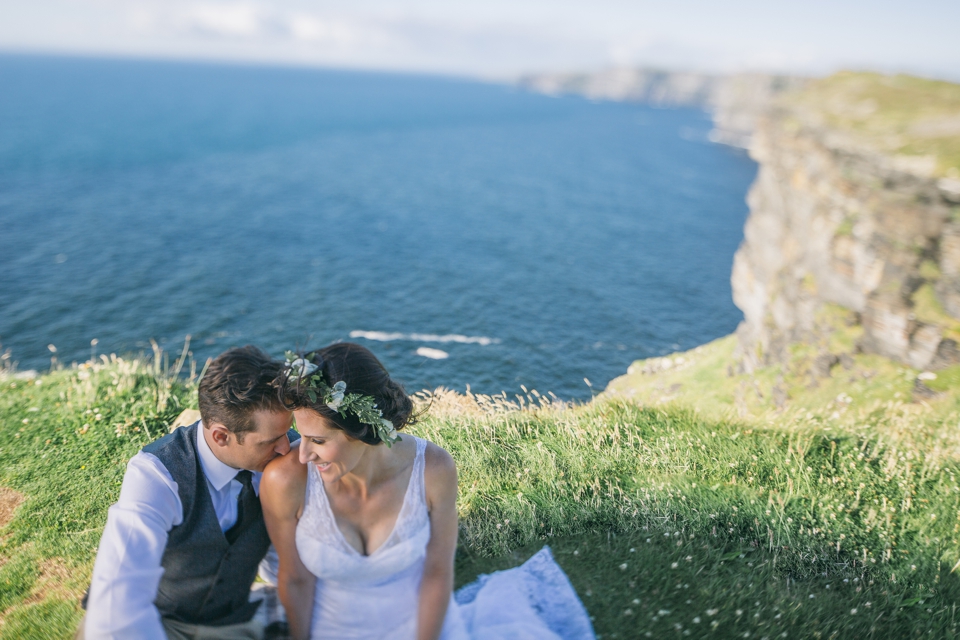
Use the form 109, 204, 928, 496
349, 331, 499, 346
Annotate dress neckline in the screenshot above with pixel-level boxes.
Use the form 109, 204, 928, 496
313, 436, 423, 558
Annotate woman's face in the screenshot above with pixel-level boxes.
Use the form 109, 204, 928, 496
295, 409, 367, 480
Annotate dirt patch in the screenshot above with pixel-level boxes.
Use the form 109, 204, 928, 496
0, 486, 24, 529
22, 558, 86, 607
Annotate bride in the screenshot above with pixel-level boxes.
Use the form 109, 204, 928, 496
260, 343, 594, 640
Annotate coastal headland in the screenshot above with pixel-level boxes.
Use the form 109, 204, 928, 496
2, 70, 960, 638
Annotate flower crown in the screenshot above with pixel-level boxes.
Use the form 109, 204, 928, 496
283, 351, 401, 447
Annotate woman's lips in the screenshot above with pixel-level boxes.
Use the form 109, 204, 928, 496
316, 462, 331, 472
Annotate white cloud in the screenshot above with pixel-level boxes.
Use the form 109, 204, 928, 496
0, 0, 958, 80
182, 4, 264, 38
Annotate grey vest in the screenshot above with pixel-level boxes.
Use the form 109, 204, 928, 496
143, 422, 291, 626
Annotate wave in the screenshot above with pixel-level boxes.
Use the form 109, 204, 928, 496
349, 331, 499, 346
415, 347, 449, 360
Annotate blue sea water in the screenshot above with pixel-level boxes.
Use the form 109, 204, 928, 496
0, 55, 757, 400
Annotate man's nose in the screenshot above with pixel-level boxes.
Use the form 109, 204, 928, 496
277, 436, 291, 456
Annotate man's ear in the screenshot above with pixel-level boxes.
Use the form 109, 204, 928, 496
208, 423, 232, 448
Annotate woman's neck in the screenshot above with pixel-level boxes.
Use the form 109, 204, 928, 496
337, 442, 399, 496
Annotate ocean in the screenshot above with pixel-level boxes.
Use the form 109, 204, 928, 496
0, 55, 757, 400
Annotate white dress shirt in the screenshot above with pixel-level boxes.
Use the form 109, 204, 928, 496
84, 423, 264, 639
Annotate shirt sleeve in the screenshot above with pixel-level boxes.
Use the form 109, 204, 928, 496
84, 452, 182, 639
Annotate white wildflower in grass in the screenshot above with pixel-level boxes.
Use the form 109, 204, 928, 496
736, 609, 743, 616
624, 609, 633, 616
809, 594, 815, 599
671, 562, 679, 569
619, 563, 628, 571
573, 550, 579, 556
851, 608, 858, 614
632, 599, 640, 605
658, 609, 671, 616
693, 617, 701, 624
706, 609, 718, 616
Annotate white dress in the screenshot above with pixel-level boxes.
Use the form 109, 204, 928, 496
295, 436, 595, 640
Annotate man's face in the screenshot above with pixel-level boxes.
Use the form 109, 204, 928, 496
209, 409, 294, 472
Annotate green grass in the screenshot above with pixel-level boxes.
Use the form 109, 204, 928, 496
425, 383, 960, 638
605, 303, 960, 422
3, 352, 960, 638
784, 71, 960, 176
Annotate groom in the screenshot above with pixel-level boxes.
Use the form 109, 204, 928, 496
81, 346, 296, 640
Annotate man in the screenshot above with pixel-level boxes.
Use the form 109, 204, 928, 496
81, 346, 296, 639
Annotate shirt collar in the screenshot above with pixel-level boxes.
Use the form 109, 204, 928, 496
196, 420, 244, 491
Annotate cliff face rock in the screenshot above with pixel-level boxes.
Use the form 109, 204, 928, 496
732, 72, 960, 372
518, 69, 804, 149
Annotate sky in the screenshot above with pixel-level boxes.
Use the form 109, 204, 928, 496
1, 0, 959, 80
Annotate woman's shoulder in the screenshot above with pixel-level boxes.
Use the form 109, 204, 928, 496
262, 447, 307, 496
419, 438, 457, 486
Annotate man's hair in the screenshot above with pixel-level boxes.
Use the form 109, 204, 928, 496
198, 346, 286, 443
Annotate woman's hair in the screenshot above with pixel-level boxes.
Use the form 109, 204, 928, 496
277, 342, 414, 445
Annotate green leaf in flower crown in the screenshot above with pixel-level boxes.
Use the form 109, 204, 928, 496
307, 389, 317, 403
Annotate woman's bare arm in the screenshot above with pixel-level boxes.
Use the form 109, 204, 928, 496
261, 450, 316, 640
417, 443, 459, 640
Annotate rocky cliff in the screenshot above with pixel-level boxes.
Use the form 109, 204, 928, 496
518, 68, 804, 148
731, 72, 960, 373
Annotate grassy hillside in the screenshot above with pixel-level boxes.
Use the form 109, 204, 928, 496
784, 71, 960, 177
2, 350, 960, 638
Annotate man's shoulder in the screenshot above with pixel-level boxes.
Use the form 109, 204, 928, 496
143, 422, 197, 458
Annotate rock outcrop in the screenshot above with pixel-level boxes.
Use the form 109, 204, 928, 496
731, 72, 960, 372
518, 68, 804, 148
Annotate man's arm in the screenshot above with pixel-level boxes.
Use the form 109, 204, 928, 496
84, 453, 181, 640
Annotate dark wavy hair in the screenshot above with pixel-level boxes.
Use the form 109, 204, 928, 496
198, 345, 286, 443
277, 342, 414, 445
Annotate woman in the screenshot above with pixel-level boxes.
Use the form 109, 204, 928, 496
261, 343, 594, 640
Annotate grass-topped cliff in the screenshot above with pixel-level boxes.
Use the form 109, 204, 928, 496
784, 71, 960, 177
2, 349, 960, 638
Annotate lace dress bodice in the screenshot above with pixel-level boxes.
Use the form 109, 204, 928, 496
296, 437, 465, 639
294, 436, 594, 640
296, 436, 431, 587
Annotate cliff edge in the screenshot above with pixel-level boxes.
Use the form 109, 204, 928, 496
733, 72, 960, 374
518, 68, 805, 148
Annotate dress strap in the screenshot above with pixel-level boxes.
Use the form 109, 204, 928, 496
413, 436, 427, 504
